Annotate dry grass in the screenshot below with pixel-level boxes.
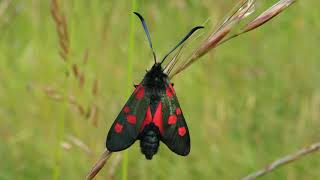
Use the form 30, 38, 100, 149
86, 149, 113, 180
169, 0, 296, 78
48, 0, 100, 125
243, 142, 320, 179
51, 0, 69, 62
4, 0, 319, 179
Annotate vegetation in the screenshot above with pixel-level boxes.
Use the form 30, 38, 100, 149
0, 0, 319, 179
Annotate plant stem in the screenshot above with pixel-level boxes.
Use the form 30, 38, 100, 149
121, 1, 137, 180
53, 69, 70, 180
243, 142, 320, 180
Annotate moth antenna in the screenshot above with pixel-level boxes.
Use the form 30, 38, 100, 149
134, 12, 157, 64
160, 26, 204, 65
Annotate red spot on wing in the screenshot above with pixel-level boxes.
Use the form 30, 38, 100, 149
140, 106, 152, 131
176, 107, 182, 115
166, 87, 173, 98
134, 84, 145, 100
178, 127, 186, 136
153, 102, 164, 135
114, 123, 123, 133
166, 83, 175, 99
168, 115, 177, 125
123, 106, 130, 113
126, 115, 137, 124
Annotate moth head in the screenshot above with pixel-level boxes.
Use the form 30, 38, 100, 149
134, 12, 204, 72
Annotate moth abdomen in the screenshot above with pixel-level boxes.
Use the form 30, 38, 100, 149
139, 123, 160, 160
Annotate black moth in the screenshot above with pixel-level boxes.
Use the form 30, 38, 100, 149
106, 12, 203, 160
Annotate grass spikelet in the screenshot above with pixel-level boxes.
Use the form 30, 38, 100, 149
192, 0, 255, 60
43, 86, 63, 101
242, 0, 296, 33
170, 0, 295, 78
92, 79, 99, 96
51, 0, 69, 62
67, 135, 91, 154
72, 64, 79, 78
78, 72, 85, 88
89, 104, 99, 127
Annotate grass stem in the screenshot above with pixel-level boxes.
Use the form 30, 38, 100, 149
121, 1, 137, 180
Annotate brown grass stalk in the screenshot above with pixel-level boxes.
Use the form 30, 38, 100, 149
51, 0, 69, 62
194, 0, 255, 59
72, 64, 79, 78
67, 135, 91, 154
79, 72, 85, 88
89, 104, 99, 127
68, 96, 86, 116
170, 0, 295, 78
43, 86, 63, 101
92, 79, 99, 96
218, 0, 296, 45
170, 0, 255, 78
242, 0, 296, 33
44, 90, 87, 117
86, 149, 113, 180
243, 142, 320, 180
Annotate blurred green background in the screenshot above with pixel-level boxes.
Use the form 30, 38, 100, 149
0, 0, 319, 179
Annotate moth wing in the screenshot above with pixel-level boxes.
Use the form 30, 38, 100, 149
106, 84, 150, 151
161, 83, 190, 156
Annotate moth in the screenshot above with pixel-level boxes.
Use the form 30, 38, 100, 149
106, 12, 203, 159
105, 0, 295, 160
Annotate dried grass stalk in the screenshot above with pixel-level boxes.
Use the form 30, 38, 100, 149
44, 87, 88, 117
68, 96, 86, 116
67, 135, 91, 154
51, 0, 69, 62
43, 86, 63, 101
242, 0, 296, 33
92, 79, 98, 96
243, 142, 320, 180
197, 0, 255, 57
89, 104, 99, 127
86, 149, 113, 180
170, 0, 295, 78
72, 64, 79, 78
79, 72, 85, 88
170, 0, 255, 77
77, 104, 86, 116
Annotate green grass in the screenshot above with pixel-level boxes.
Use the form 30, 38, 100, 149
0, 0, 320, 179
122, 1, 137, 180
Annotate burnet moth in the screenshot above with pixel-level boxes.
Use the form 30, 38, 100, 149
106, 12, 203, 159
106, 0, 295, 160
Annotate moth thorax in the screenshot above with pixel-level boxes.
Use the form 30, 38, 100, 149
144, 64, 167, 90
139, 123, 160, 160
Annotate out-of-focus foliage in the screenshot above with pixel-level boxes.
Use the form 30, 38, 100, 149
0, 0, 319, 179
